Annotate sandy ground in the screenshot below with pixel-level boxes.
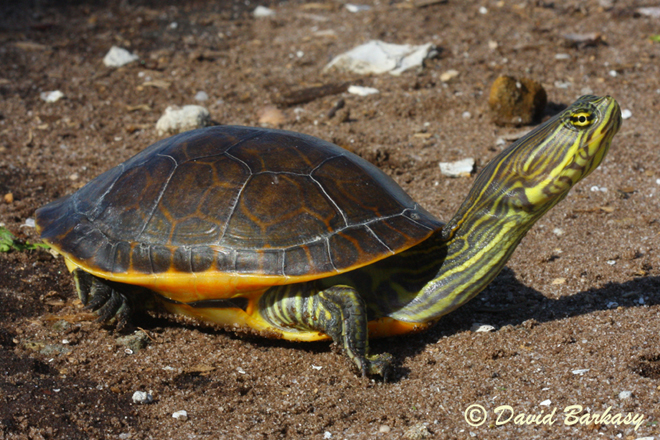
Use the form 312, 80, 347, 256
1, 0, 660, 439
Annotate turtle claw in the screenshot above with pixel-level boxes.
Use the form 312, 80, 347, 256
73, 269, 132, 328
362, 353, 394, 381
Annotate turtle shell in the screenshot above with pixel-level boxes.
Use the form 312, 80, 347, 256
36, 126, 443, 301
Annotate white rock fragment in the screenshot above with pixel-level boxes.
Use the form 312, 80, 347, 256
312, 365, 323, 370
324, 40, 436, 76
572, 369, 590, 375
479, 6, 488, 14
462, 111, 471, 119
132, 391, 153, 404
555, 53, 571, 60
345, 4, 371, 12
323, 432, 332, 439
608, 70, 618, 78
619, 390, 633, 399
656, 178, 660, 185
621, 109, 632, 120
172, 410, 188, 420
347, 85, 379, 96
637, 7, 660, 18
440, 69, 459, 82
590, 185, 607, 192
23, 218, 36, 228
156, 105, 211, 136
40, 90, 65, 103
471, 323, 495, 333
103, 46, 139, 68
607, 260, 617, 265
539, 399, 552, 406
552, 228, 564, 236
194, 91, 209, 101
439, 158, 475, 177
253, 5, 275, 17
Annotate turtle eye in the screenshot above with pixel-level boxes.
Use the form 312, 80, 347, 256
569, 111, 595, 128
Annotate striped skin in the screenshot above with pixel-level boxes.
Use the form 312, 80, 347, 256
257, 95, 621, 345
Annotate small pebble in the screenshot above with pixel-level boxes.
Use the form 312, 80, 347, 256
312, 365, 323, 370
555, 53, 571, 60
638, 297, 645, 305
439, 158, 475, 178
462, 111, 471, 119
608, 70, 618, 77
323, 432, 332, 439
572, 369, 590, 375
40, 90, 65, 103
156, 105, 211, 136
347, 85, 379, 96
194, 91, 209, 101
404, 423, 430, 440
69, 173, 79, 181
440, 69, 459, 82
607, 260, 617, 265
132, 391, 153, 404
471, 323, 495, 333
607, 301, 619, 308
3, 193, 13, 204
618, 391, 632, 399
487, 40, 498, 50
379, 425, 391, 433
540, 399, 552, 406
345, 4, 371, 12
656, 178, 660, 185
23, 218, 36, 228
169, 22, 178, 29
552, 228, 564, 236
253, 5, 275, 17
116, 331, 150, 353
172, 410, 188, 420
621, 109, 632, 120
551, 278, 566, 285
478, 6, 488, 14
103, 46, 139, 68
258, 106, 286, 126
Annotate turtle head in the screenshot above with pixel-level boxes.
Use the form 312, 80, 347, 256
443, 95, 622, 239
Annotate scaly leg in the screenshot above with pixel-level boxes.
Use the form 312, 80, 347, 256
258, 284, 393, 378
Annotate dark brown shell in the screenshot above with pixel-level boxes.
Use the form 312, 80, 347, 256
36, 126, 443, 279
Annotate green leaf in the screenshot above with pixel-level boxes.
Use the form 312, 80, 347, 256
650, 35, 660, 43
0, 226, 50, 252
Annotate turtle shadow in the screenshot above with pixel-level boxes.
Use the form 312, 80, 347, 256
384, 268, 660, 379
127, 268, 660, 383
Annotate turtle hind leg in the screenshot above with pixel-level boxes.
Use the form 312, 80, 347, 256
259, 284, 393, 379
72, 269, 132, 329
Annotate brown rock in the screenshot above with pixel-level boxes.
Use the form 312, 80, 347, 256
488, 75, 547, 126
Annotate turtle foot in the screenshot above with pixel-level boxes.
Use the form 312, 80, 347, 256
73, 269, 131, 329
361, 352, 394, 381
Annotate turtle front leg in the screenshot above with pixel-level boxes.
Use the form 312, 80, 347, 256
259, 284, 393, 379
72, 269, 131, 328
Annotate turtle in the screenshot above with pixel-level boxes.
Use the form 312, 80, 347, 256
35, 95, 621, 377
